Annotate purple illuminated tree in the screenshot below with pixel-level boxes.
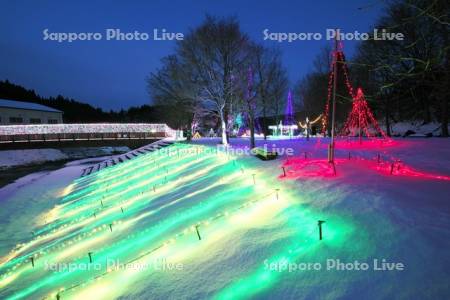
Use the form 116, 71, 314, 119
283, 90, 295, 125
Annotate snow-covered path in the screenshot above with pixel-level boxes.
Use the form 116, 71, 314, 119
0, 138, 449, 299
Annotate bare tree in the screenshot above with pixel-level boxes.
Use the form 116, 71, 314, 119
295, 46, 332, 122
148, 16, 289, 146
253, 45, 288, 139
147, 55, 201, 133
177, 16, 252, 145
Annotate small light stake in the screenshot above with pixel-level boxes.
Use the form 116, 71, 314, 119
282, 166, 286, 177
153, 185, 156, 192
30, 257, 35, 267
330, 161, 337, 175
109, 224, 113, 232
88, 252, 93, 263
252, 174, 256, 185
318, 220, 325, 240
275, 188, 280, 200
195, 225, 202, 240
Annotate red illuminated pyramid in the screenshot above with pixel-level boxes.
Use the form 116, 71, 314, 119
341, 88, 387, 139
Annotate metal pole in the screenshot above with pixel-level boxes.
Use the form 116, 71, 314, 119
329, 28, 339, 163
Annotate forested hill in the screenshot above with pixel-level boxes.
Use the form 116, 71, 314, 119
0, 80, 167, 124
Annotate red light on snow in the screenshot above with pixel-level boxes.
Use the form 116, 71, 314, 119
279, 155, 450, 181
280, 158, 341, 179
333, 138, 397, 150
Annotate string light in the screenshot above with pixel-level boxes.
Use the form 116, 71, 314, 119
284, 90, 295, 126
321, 43, 357, 135
340, 88, 388, 140
0, 143, 290, 300
0, 123, 175, 136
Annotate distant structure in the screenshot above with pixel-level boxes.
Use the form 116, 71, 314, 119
0, 99, 63, 125
268, 90, 298, 138
283, 90, 295, 126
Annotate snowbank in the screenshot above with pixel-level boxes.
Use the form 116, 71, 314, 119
0, 147, 130, 168
0, 149, 68, 168
382, 121, 446, 137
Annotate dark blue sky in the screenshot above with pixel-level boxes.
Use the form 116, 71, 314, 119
0, 0, 384, 111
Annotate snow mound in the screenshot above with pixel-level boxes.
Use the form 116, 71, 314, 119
383, 121, 445, 137
0, 139, 449, 299
0, 147, 131, 169
0, 149, 68, 168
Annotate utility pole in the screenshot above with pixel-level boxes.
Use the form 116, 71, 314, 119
329, 29, 340, 163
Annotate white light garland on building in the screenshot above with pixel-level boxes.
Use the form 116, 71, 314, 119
0, 123, 176, 137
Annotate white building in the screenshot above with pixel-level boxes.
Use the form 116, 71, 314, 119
0, 99, 63, 125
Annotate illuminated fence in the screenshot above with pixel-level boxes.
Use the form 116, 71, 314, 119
0, 123, 177, 143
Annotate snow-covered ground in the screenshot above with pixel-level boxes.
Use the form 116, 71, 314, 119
0, 159, 87, 258
0, 137, 449, 299
0, 147, 129, 168
381, 121, 447, 137
0, 149, 68, 168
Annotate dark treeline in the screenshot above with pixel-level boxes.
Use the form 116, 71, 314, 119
0, 80, 169, 124
354, 0, 449, 136
296, 0, 449, 136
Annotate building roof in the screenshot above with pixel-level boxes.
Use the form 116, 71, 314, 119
0, 99, 62, 113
